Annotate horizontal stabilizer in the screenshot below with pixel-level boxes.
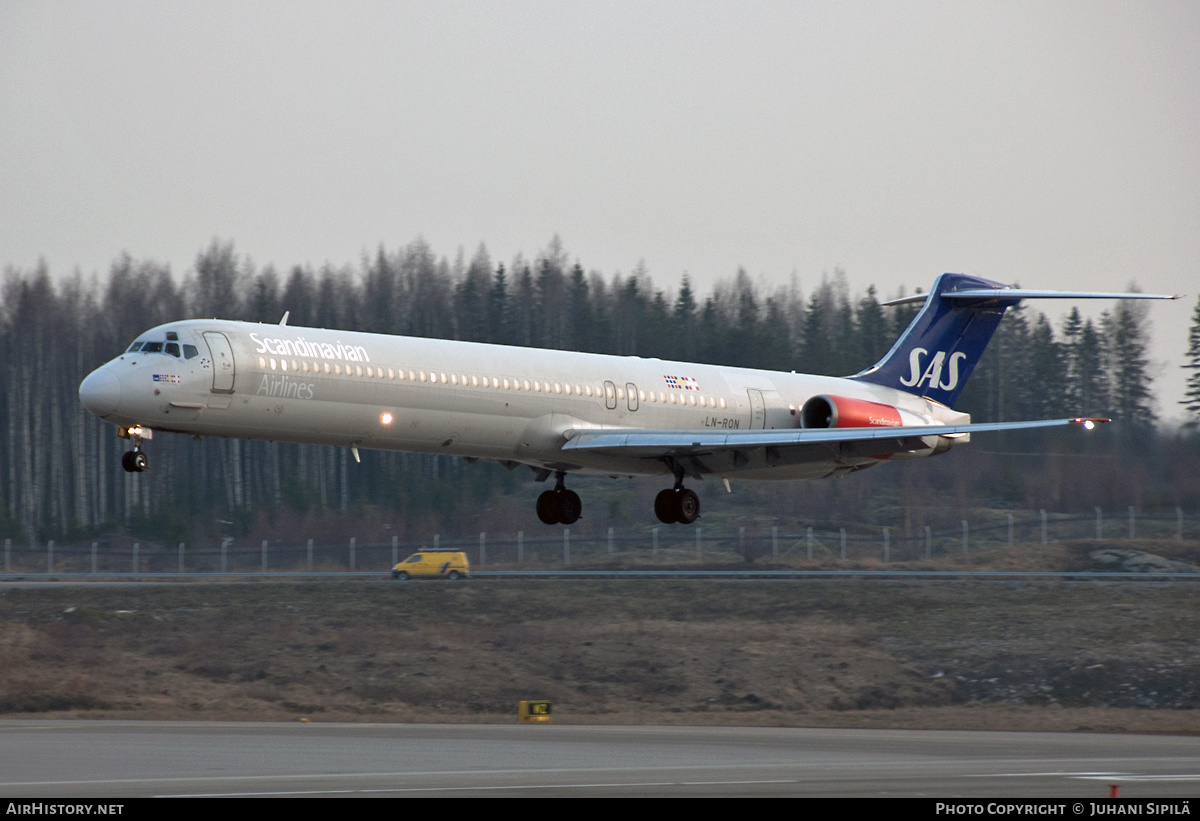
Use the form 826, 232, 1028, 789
883, 288, 1179, 307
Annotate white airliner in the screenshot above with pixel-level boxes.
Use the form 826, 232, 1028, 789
78, 273, 1175, 525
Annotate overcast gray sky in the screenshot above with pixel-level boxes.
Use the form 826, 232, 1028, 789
3, 1, 1197, 419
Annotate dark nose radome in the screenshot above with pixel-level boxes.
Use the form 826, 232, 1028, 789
79, 369, 121, 418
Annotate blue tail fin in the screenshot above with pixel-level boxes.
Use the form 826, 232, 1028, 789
850, 273, 1021, 408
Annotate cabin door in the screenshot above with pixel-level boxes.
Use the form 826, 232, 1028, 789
203, 332, 236, 393
747, 389, 766, 429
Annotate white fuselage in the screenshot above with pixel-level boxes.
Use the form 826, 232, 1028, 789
80, 319, 967, 480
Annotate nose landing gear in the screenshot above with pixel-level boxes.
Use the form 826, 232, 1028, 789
536, 471, 582, 525
118, 426, 151, 473
121, 449, 149, 473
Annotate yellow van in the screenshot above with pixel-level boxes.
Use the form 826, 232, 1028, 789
391, 550, 470, 580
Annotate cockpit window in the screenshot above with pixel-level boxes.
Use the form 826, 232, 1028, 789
183, 344, 199, 359
127, 341, 145, 352
165, 342, 180, 357
142, 341, 164, 354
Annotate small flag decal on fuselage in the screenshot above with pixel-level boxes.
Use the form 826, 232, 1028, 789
663, 375, 699, 390
153, 374, 181, 383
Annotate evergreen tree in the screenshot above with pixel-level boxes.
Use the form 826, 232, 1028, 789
1075, 318, 1109, 417
566, 263, 592, 352
730, 267, 760, 368
454, 244, 491, 342
1025, 314, 1065, 419
248, 266, 281, 324
1060, 307, 1084, 411
488, 263, 510, 345
1106, 297, 1156, 427
511, 260, 535, 347
672, 274, 698, 361
854, 285, 888, 372
800, 276, 836, 375
189, 239, 243, 319
281, 265, 317, 327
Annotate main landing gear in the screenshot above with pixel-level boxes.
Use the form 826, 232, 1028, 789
654, 487, 700, 524
654, 461, 700, 524
536, 471, 582, 525
531, 466, 699, 526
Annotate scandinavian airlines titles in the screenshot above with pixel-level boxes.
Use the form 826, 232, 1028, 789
250, 332, 371, 363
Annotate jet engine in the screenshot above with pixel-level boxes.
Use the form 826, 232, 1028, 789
800, 394, 934, 429
799, 394, 958, 461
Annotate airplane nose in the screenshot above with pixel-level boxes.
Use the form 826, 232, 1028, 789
79, 369, 121, 417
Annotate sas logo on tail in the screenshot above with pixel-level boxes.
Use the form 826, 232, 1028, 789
899, 348, 968, 391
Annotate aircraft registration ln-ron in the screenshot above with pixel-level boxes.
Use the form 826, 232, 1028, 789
78, 274, 1177, 525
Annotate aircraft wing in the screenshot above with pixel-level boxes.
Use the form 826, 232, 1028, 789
561, 417, 1106, 460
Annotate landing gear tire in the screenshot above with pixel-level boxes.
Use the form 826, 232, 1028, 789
556, 490, 582, 525
654, 488, 700, 524
536, 488, 583, 525
122, 451, 149, 473
654, 489, 679, 523
676, 489, 700, 524
536, 491, 559, 525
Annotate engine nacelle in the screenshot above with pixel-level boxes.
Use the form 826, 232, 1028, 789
799, 394, 934, 429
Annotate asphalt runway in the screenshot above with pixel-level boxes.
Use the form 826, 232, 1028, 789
1, 721, 1198, 797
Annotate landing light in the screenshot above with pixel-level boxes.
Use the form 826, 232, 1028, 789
380, 413, 393, 425
1082, 419, 1095, 431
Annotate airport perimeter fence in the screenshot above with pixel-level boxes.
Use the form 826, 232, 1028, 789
2, 506, 1197, 575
